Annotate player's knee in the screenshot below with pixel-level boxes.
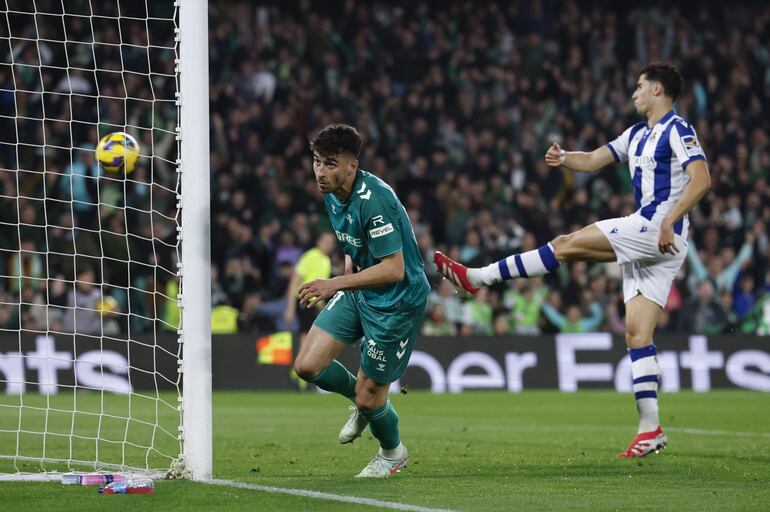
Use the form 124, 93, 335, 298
625, 329, 649, 349
552, 234, 576, 261
354, 396, 376, 412
354, 390, 380, 412
293, 358, 319, 381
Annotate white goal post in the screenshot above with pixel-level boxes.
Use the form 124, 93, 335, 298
0, 0, 211, 481
179, 0, 212, 482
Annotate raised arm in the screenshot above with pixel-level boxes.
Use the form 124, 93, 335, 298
544, 143, 616, 173
579, 302, 605, 332
540, 302, 566, 329
718, 234, 754, 290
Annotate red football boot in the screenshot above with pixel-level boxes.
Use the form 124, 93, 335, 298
433, 251, 480, 295
618, 426, 668, 458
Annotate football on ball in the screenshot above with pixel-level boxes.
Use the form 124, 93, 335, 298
96, 132, 141, 175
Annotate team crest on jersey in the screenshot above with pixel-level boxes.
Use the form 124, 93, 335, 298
346, 213, 353, 224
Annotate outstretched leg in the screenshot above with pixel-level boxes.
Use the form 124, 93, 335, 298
435, 224, 616, 292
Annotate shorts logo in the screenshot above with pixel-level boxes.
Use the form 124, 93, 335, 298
366, 339, 387, 362
396, 339, 408, 360
369, 223, 394, 238
376, 363, 386, 372
610, 227, 618, 234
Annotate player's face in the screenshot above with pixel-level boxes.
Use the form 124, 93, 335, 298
632, 75, 656, 115
312, 152, 356, 194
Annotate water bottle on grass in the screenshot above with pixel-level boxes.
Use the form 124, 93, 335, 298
61, 472, 82, 485
98, 477, 155, 494
81, 473, 127, 485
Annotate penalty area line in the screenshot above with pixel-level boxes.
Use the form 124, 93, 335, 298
206, 478, 459, 512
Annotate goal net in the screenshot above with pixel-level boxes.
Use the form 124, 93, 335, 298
0, 0, 211, 480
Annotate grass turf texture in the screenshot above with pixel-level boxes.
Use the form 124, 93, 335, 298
1, 390, 769, 511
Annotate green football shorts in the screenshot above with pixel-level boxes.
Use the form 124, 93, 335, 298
313, 290, 427, 384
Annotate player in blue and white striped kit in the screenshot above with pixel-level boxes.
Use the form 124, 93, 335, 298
435, 62, 712, 457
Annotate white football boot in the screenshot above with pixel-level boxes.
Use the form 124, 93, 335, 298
338, 405, 368, 444
355, 447, 409, 478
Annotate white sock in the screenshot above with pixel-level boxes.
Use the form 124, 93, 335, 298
467, 242, 561, 287
379, 442, 406, 460
629, 344, 660, 434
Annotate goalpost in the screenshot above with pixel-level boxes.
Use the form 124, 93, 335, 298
0, 0, 211, 481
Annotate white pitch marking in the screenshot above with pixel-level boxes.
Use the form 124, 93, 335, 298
206, 479, 459, 512
665, 427, 770, 439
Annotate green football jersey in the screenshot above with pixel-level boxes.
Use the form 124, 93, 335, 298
323, 169, 430, 309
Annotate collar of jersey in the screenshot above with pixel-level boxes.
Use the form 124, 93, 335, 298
649, 109, 676, 128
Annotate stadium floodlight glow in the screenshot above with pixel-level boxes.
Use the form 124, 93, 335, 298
0, 0, 211, 482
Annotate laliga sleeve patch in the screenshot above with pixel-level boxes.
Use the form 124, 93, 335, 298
681, 134, 701, 156
369, 223, 394, 238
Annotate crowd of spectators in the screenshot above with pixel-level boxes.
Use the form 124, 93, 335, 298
0, 1, 180, 336
1, 0, 769, 338
205, 0, 770, 336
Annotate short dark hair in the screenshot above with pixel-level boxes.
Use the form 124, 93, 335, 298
310, 124, 362, 159
639, 62, 683, 101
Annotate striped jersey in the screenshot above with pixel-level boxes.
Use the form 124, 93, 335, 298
606, 110, 706, 235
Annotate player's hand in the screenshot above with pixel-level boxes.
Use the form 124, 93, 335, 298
298, 278, 338, 307
544, 142, 565, 167
658, 223, 679, 255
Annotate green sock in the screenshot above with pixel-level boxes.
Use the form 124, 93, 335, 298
306, 360, 357, 401
363, 400, 400, 450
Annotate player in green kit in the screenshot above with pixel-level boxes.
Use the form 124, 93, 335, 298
293, 124, 430, 478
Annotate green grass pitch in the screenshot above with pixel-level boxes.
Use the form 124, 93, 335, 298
1, 390, 769, 511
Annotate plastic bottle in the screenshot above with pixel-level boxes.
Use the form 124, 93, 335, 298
98, 477, 155, 495
81, 473, 128, 486
61, 472, 82, 485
